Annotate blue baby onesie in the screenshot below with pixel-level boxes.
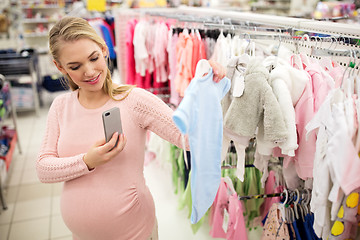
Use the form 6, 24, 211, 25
173, 69, 231, 223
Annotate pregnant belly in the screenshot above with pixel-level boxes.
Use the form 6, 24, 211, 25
60, 180, 155, 240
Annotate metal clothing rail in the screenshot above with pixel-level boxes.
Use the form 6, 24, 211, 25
311, 48, 360, 57
143, 9, 294, 34
238, 192, 283, 201
132, 7, 360, 39
174, 6, 360, 39
113, 7, 360, 82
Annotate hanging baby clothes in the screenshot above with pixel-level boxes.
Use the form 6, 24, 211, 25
204, 31, 216, 59
221, 55, 251, 182
174, 30, 194, 97
167, 29, 181, 106
306, 85, 360, 239
147, 131, 172, 167
260, 170, 283, 222
210, 178, 248, 240
89, 19, 116, 60
170, 145, 187, 195
223, 57, 287, 147
222, 57, 288, 182
329, 187, 360, 239
306, 89, 337, 239
190, 30, 207, 77
132, 20, 151, 89
270, 58, 309, 190
125, 18, 138, 85
172, 60, 231, 223
261, 203, 290, 240
152, 21, 169, 84
258, 56, 298, 157
235, 142, 265, 229
285, 54, 316, 180
210, 31, 232, 66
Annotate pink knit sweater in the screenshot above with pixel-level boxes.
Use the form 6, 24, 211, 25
37, 88, 184, 240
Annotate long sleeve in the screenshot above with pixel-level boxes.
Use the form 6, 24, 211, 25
126, 88, 188, 150
36, 97, 92, 183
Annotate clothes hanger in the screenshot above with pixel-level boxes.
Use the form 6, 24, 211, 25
278, 188, 289, 222
296, 34, 310, 55
331, 36, 340, 64
300, 189, 309, 215
319, 36, 337, 71
269, 29, 282, 72
293, 189, 300, 220
349, 51, 359, 77
340, 49, 356, 89
288, 203, 295, 223
244, 33, 252, 55
310, 36, 322, 64
348, 50, 357, 95
287, 191, 297, 223
291, 34, 310, 70
182, 21, 189, 36
354, 52, 360, 96
195, 27, 202, 41
304, 188, 311, 214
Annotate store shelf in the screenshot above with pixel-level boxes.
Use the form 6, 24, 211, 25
22, 18, 57, 24
23, 32, 48, 38
250, 0, 291, 14
0, 77, 22, 211
0, 128, 19, 210
21, 5, 62, 10
0, 52, 40, 115
19, 3, 63, 78
251, 4, 290, 11
0, 131, 17, 171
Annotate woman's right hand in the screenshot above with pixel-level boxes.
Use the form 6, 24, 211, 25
83, 132, 127, 170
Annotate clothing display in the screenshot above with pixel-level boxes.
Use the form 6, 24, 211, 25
128, 15, 359, 239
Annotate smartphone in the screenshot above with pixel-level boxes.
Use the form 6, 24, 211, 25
102, 107, 123, 149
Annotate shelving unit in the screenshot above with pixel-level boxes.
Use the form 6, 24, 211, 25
15, 2, 65, 108
0, 75, 22, 211
0, 50, 40, 115
250, 0, 291, 16
20, 4, 64, 53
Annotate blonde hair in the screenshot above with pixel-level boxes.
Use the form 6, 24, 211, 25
49, 16, 133, 100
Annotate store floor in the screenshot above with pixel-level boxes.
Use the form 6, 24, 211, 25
0, 91, 232, 240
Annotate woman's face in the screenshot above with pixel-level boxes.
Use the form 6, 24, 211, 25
55, 38, 108, 92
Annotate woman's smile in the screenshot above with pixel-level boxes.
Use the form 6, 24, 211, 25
84, 73, 101, 85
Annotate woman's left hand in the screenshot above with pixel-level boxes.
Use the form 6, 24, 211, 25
208, 60, 226, 83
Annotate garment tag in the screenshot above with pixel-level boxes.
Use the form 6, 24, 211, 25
233, 75, 244, 97
222, 208, 229, 233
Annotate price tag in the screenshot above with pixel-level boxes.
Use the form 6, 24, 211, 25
222, 208, 229, 233
233, 75, 244, 97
